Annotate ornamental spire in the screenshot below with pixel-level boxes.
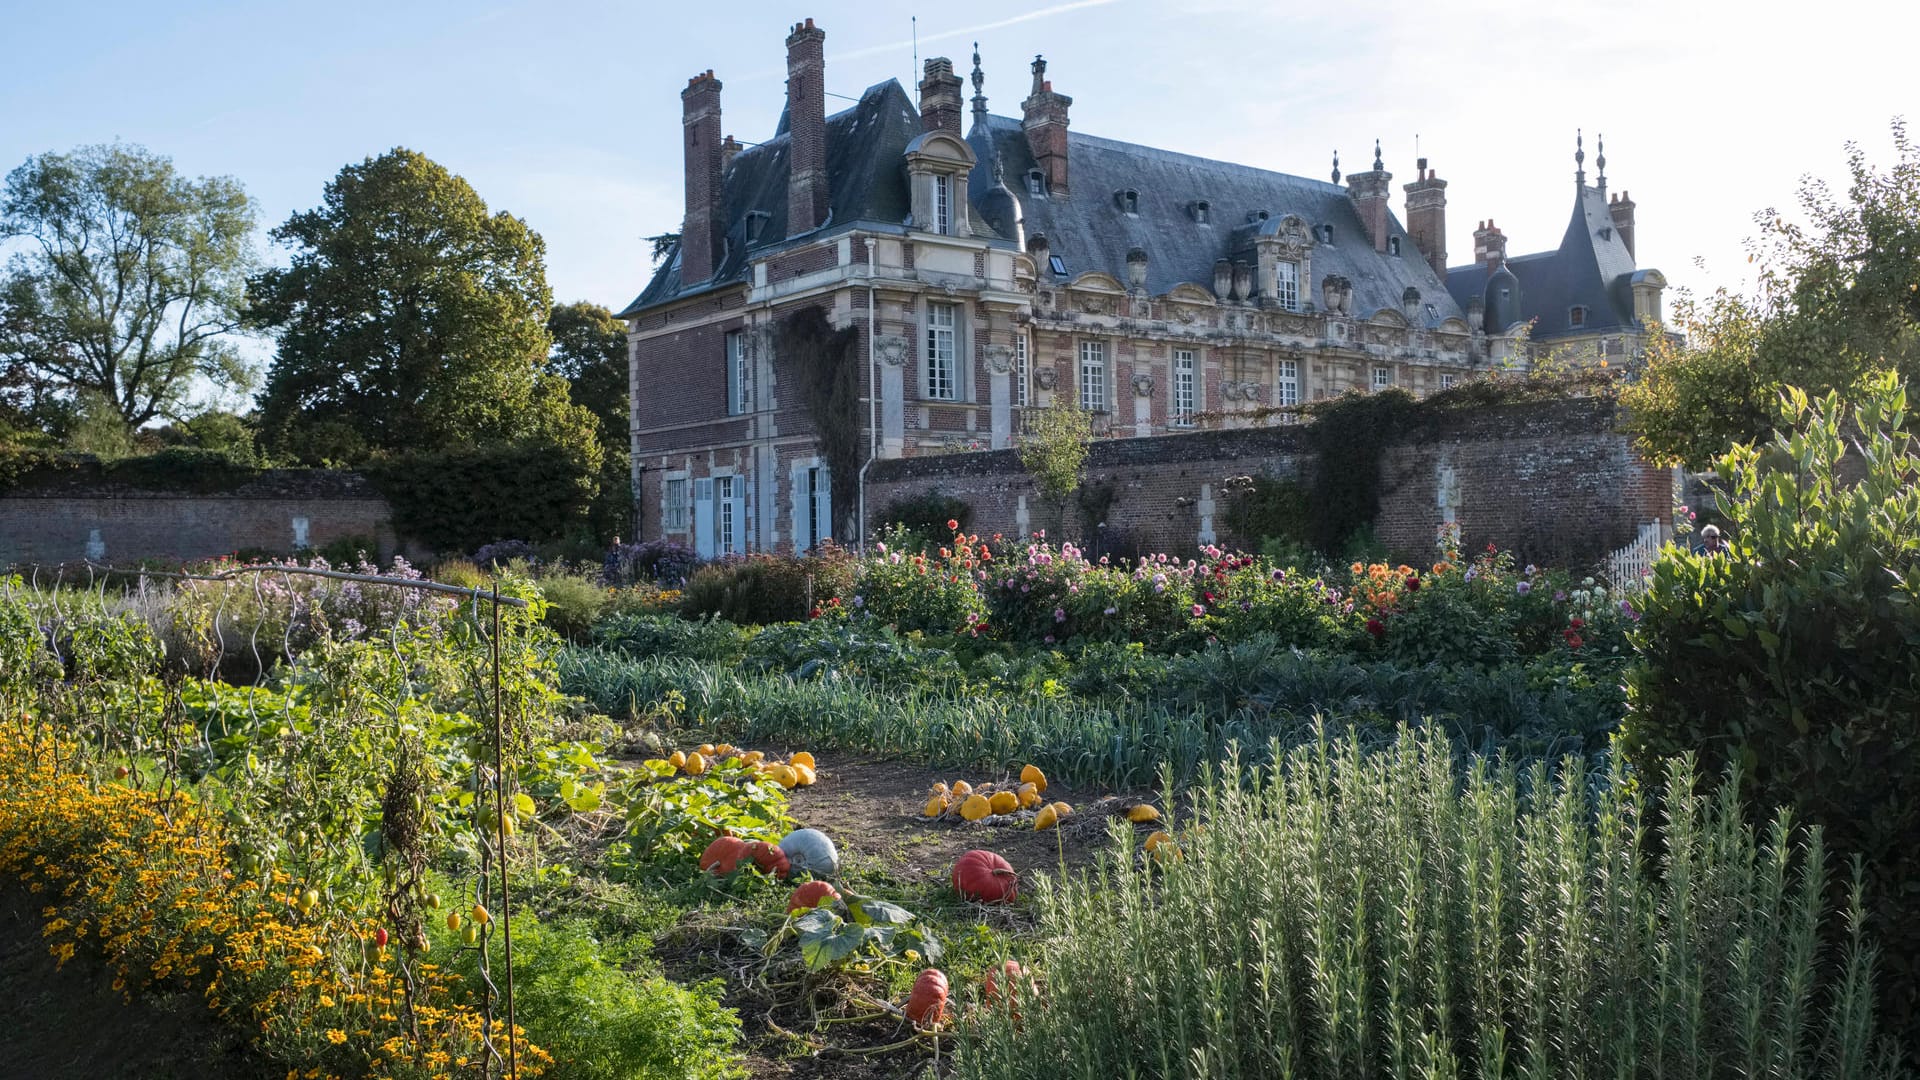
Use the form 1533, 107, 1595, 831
1331, 149, 1340, 185
1575, 128, 1586, 186
970, 41, 988, 125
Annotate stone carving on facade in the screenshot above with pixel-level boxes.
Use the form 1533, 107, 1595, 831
1131, 373, 1155, 397
1367, 325, 1409, 347
1321, 275, 1354, 316
1033, 367, 1058, 390
875, 334, 910, 366
984, 344, 1014, 374
1173, 305, 1196, 324
1274, 314, 1316, 337
1077, 294, 1112, 315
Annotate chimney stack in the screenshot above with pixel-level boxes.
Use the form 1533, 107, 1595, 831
1402, 156, 1448, 279
919, 57, 964, 137
721, 134, 743, 171
1345, 139, 1392, 253
1021, 56, 1073, 195
680, 70, 724, 285
785, 18, 828, 238
1609, 190, 1636, 260
1473, 219, 1507, 269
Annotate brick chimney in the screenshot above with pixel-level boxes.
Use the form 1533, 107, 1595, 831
1473, 219, 1507, 269
1402, 157, 1448, 278
1021, 56, 1072, 195
1609, 190, 1636, 259
1345, 139, 1392, 253
785, 18, 828, 238
680, 70, 723, 285
721, 134, 743, 171
919, 57, 964, 137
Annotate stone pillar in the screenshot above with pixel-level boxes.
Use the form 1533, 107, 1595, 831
1131, 371, 1152, 437
987, 344, 1013, 450
1015, 494, 1031, 539
1196, 483, 1217, 546
878, 333, 907, 458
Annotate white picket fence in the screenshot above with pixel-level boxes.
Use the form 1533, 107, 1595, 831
1603, 521, 1667, 591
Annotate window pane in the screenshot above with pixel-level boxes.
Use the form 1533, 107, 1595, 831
1173, 349, 1195, 426
1079, 340, 1105, 411
1276, 260, 1299, 311
1014, 333, 1029, 407
926, 303, 956, 400
934, 175, 950, 235
1277, 358, 1299, 407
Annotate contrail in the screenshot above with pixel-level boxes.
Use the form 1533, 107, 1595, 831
736, 0, 1125, 80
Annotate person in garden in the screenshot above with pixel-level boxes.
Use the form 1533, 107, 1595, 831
1698, 523, 1727, 556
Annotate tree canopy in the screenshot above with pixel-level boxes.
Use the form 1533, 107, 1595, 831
0, 143, 256, 433
1626, 118, 1920, 467
251, 147, 593, 464
548, 300, 627, 451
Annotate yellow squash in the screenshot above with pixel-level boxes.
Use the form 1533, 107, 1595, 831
988, 790, 1019, 815
1020, 764, 1047, 793
959, 794, 992, 821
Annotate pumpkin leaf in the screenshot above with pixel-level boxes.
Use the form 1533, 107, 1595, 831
847, 897, 913, 927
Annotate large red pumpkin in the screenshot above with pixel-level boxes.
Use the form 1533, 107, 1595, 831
905, 968, 949, 1026
951, 849, 1018, 903
698, 835, 749, 875
787, 880, 840, 913
746, 840, 791, 878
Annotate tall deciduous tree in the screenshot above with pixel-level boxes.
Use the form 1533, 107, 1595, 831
548, 300, 628, 450
1627, 118, 1920, 467
0, 143, 256, 431
252, 148, 593, 463
1020, 400, 1091, 537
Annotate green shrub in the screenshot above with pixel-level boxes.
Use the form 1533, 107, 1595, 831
880, 488, 972, 540
850, 528, 987, 634
590, 614, 747, 665
453, 916, 743, 1080
366, 440, 600, 554
1623, 373, 1920, 1038
433, 558, 491, 591
956, 729, 1908, 1078
677, 548, 853, 626
536, 571, 610, 643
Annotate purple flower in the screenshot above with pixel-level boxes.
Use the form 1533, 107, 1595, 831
852, 595, 865, 608
1271, 568, 1286, 581
1103, 606, 1118, 615
1054, 607, 1067, 623
1191, 603, 1206, 617
1516, 581, 1532, 596
1043, 634, 1056, 644
1021, 584, 1031, 594
1464, 566, 1478, 582
1553, 590, 1567, 602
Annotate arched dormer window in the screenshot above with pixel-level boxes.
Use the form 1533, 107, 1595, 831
1115, 189, 1139, 215
1388, 236, 1402, 256
1026, 169, 1046, 197
903, 131, 978, 238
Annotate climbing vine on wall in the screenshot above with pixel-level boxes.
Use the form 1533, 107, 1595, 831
779, 307, 862, 536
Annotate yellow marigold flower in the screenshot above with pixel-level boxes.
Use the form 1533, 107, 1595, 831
326, 1029, 347, 1044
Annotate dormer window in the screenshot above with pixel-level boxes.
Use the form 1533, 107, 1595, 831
1049, 254, 1067, 277
1192, 200, 1211, 224
1027, 169, 1046, 197
934, 174, 951, 235
1570, 305, 1587, 328
1116, 189, 1139, 215
1321, 224, 1335, 244
1388, 236, 1402, 256
1248, 210, 1270, 224
745, 210, 771, 244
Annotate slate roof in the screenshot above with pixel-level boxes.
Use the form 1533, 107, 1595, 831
966, 115, 1467, 326
619, 80, 928, 316
623, 77, 1469, 328
1445, 184, 1640, 340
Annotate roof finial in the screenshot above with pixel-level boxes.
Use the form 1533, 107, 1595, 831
970, 41, 988, 125
1332, 149, 1341, 185
1575, 128, 1586, 186
1595, 132, 1607, 191
1372, 138, 1383, 171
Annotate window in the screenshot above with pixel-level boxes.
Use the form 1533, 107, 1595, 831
725, 330, 749, 414
1440, 373, 1458, 390
1014, 332, 1030, 407
801, 466, 831, 550
1048, 254, 1067, 277
1277, 358, 1299, 406
716, 475, 740, 555
925, 302, 957, 400
1373, 365, 1393, 390
934, 174, 951, 235
1275, 260, 1300, 311
1118, 189, 1138, 214
1388, 236, 1402, 256
1321, 224, 1335, 244
1193, 200, 1210, 224
1172, 349, 1196, 426
1569, 305, 1587, 328
1078, 340, 1107, 412
1027, 169, 1045, 196
663, 477, 689, 531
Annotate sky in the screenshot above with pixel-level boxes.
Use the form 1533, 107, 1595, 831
4, 0, 1917, 334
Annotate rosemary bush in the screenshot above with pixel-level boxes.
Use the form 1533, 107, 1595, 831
956, 729, 1908, 1080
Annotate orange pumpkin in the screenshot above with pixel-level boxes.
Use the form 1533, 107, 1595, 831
746, 840, 791, 878
983, 960, 1036, 1014
698, 836, 749, 875
905, 968, 949, 1026
952, 849, 1018, 903
787, 880, 840, 913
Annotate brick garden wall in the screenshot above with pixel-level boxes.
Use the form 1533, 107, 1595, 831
0, 470, 399, 567
864, 397, 1672, 566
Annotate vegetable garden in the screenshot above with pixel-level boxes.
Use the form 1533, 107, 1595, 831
3, 380, 1917, 1078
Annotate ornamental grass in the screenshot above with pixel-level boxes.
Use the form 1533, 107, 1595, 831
0, 720, 549, 1079
955, 727, 1908, 1079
